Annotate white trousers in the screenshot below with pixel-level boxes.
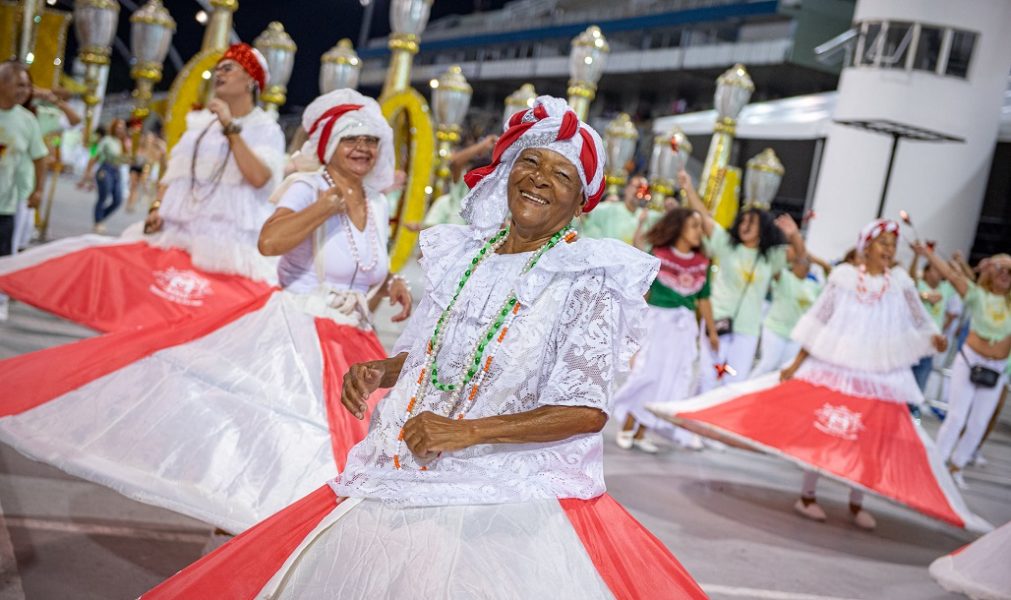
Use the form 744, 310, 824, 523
698, 331, 758, 393
751, 326, 801, 379
801, 471, 864, 505
935, 346, 1008, 468
612, 306, 698, 432
12, 200, 34, 253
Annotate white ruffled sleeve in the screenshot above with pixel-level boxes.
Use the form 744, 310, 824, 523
536, 240, 659, 414
391, 293, 437, 357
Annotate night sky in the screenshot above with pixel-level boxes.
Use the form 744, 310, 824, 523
57, 0, 507, 113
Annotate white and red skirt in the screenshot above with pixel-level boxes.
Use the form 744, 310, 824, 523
143, 485, 707, 599
0, 290, 385, 533
649, 371, 990, 532
930, 520, 1011, 599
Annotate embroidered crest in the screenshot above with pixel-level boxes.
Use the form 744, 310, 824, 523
149, 268, 213, 306
813, 403, 864, 441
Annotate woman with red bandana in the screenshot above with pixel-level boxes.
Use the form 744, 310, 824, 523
653, 220, 989, 534
140, 96, 705, 600
143, 43, 285, 282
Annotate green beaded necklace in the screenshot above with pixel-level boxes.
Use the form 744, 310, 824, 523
426, 226, 574, 394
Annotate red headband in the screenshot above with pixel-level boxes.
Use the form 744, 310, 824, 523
307, 104, 364, 165
464, 104, 604, 213
220, 43, 267, 92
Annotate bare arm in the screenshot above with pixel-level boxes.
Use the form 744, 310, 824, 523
678, 170, 714, 236
631, 210, 651, 251
914, 243, 968, 297
258, 188, 344, 256
448, 135, 496, 180
809, 254, 833, 277
27, 158, 45, 208
55, 100, 81, 127
698, 297, 719, 351
780, 348, 809, 381
908, 252, 920, 281
402, 405, 607, 459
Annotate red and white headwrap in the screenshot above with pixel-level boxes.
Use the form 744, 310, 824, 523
461, 96, 606, 231
283, 88, 394, 193
856, 218, 900, 255
219, 43, 269, 92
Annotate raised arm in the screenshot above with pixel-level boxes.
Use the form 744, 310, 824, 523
913, 243, 968, 297
208, 99, 272, 189
258, 186, 344, 256
678, 170, 714, 236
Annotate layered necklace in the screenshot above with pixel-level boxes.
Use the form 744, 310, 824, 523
856, 264, 890, 304
391, 225, 577, 470
321, 169, 380, 272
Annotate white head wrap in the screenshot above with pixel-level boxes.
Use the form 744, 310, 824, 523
460, 96, 606, 233
289, 88, 394, 192
856, 218, 900, 255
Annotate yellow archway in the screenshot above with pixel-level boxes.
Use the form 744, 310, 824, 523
163, 49, 223, 150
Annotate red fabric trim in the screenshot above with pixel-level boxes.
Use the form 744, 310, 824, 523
220, 43, 266, 91
313, 318, 387, 470
143, 486, 342, 600
0, 292, 273, 417
559, 495, 707, 599
677, 379, 965, 527
557, 111, 578, 140
307, 104, 364, 165
0, 242, 273, 333
578, 128, 603, 212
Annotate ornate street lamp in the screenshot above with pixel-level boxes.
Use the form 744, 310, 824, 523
320, 38, 361, 93
604, 113, 638, 196
743, 148, 785, 211
254, 21, 297, 113
430, 64, 472, 198
503, 83, 536, 128
699, 63, 754, 212
74, 0, 120, 138
567, 25, 609, 121
129, 0, 175, 154
648, 126, 692, 208
382, 0, 433, 98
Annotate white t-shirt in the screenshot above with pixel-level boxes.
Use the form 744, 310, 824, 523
276, 173, 390, 294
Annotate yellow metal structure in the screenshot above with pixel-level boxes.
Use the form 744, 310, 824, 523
712, 166, 741, 228
163, 49, 222, 150
0, 2, 71, 88
381, 88, 435, 274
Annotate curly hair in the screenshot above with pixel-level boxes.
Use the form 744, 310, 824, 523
645, 207, 701, 250
728, 208, 786, 258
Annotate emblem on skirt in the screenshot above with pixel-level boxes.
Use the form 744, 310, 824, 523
150, 268, 213, 306
813, 403, 864, 441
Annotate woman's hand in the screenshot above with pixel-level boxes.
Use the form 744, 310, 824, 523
779, 364, 798, 382
207, 98, 232, 128
144, 209, 163, 234
387, 276, 413, 322
317, 186, 346, 214
676, 169, 694, 195
932, 334, 949, 353
403, 411, 474, 460
341, 361, 385, 420
774, 214, 800, 239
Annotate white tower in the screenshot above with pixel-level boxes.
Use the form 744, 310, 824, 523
806, 0, 1011, 259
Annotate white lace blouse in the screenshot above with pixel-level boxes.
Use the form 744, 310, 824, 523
332, 224, 659, 506
790, 263, 939, 404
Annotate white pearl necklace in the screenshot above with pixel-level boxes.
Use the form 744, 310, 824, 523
321, 170, 381, 273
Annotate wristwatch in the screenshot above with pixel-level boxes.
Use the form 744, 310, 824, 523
222, 122, 243, 136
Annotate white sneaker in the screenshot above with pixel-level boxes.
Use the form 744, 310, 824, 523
793, 498, 827, 522
615, 430, 634, 450
93, 223, 107, 234
851, 508, 877, 531
702, 438, 727, 452
951, 470, 968, 490
969, 453, 987, 467
675, 434, 705, 451
633, 437, 660, 454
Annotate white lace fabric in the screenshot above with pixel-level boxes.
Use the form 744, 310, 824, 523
792, 264, 938, 372
333, 224, 659, 506
156, 108, 285, 280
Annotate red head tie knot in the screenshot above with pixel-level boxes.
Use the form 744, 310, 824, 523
220, 43, 268, 92
308, 103, 364, 165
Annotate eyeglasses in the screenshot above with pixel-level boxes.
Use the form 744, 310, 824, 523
340, 135, 380, 149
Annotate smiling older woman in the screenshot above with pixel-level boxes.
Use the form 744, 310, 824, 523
141, 97, 706, 600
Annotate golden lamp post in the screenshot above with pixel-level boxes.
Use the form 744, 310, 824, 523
73, 0, 120, 138
699, 63, 754, 212
382, 0, 433, 98
503, 83, 536, 128
128, 0, 175, 154
742, 148, 785, 211
648, 126, 692, 209
430, 64, 472, 198
603, 113, 638, 196
320, 38, 361, 93
566, 25, 608, 121
254, 21, 297, 114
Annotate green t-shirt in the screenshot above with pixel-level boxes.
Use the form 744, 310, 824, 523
580, 201, 641, 245
423, 179, 468, 227
0, 105, 47, 215
95, 135, 124, 166
917, 279, 957, 330
704, 223, 787, 337
964, 281, 1011, 344
34, 104, 65, 138
764, 270, 821, 338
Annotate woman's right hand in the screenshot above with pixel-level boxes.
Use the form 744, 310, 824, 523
317, 186, 346, 214
144, 209, 163, 234
779, 364, 798, 382
342, 361, 385, 420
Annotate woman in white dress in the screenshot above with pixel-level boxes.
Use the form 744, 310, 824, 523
0, 90, 411, 535
140, 96, 706, 600
0, 43, 285, 333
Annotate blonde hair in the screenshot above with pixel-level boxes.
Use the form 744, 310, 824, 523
978, 253, 1011, 302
